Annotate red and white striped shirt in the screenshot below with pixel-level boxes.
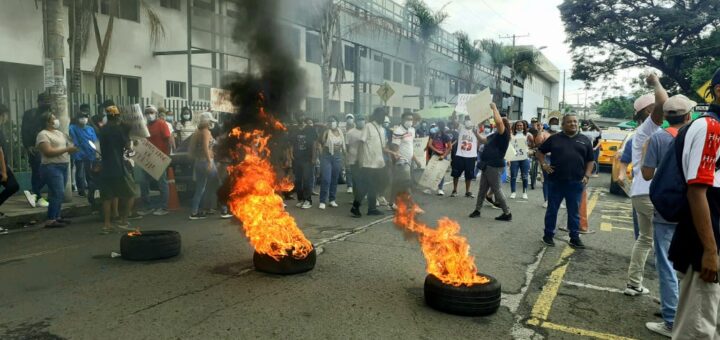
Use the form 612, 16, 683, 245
682, 116, 720, 187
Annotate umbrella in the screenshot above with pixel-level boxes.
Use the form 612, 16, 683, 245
416, 102, 455, 119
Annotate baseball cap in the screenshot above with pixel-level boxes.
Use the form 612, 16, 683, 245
105, 105, 120, 116
663, 95, 697, 116
200, 111, 217, 123
144, 105, 158, 113
345, 113, 355, 120
634, 94, 655, 113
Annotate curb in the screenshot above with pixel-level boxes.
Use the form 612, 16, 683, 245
3, 202, 94, 231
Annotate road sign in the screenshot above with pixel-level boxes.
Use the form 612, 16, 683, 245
376, 82, 395, 103
697, 80, 713, 104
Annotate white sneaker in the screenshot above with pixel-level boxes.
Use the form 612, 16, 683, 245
509, 192, 517, 199
301, 201, 312, 209
296, 201, 305, 208
347, 187, 353, 194
560, 203, 566, 209
645, 322, 672, 338
624, 284, 650, 296
522, 193, 528, 200
329, 201, 338, 208
542, 201, 548, 208
37, 197, 49, 207
437, 189, 445, 196
319, 203, 326, 210
378, 196, 389, 206
24, 191, 37, 208
390, 203, 397, 210
152, 209, 169, 216
423, 189, 432, 195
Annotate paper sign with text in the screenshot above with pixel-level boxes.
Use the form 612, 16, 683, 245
418, 155, 451, 190
131, 138, 171, 180
413, 137, 428, 169
466, 88, 493, 124
454, 94, 475, 115
124, 104, 150, 139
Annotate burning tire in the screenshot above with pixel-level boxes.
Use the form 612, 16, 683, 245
120, 230, 181, 261
424, 273, 501, 316
253, 248, 316, 275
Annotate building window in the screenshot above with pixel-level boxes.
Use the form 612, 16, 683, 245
166, 81, 187, 99
306, 97, 322, 116
404, 64, 413, 85
281, 25, 301, 60
344, 101, 354, 114
100, 0, 139, 22
305, 32, 321, 65
160, 0, 181, 10
393, 61, 402, 83
198, 86, 211, 101
344, 45, 356, 72
383, 58, 391, 81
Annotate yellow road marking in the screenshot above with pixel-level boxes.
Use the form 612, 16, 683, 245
530, 246, 575, 319
587, 192, 599, 216
528, 318, 637, 340
601, 215, 634, 223
601, 222, 633, 232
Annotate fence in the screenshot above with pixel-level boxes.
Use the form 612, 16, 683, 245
0, 87, 210, 172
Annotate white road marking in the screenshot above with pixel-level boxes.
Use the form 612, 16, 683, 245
0, 244, 82, 264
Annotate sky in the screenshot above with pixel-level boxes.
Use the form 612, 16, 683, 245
423, 0, 642, 105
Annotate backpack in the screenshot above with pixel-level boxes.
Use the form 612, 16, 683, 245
650, 113, 719, 222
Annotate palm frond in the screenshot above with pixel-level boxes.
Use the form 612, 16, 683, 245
140, 0, 166, 45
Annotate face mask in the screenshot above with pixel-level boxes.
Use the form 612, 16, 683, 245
147, 114, 156, 122
79, 118, 88, 125
464, 121, 473, 129
53, 119, 60, 129
356, 121, 366, 129
166, 116, 174, 123
346, 118, 354, 125
330, 121, 338, 129
403, 121, 413, 129
430, 127, 439, 134
182, 114, 191, 120
550, 124, 560, 131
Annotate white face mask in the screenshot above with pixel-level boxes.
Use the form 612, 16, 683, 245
52, 119, 60, 129
330, 121, 338, 129
79, 118, 88, 125
147, 114, 156, 122
403, 121, 413, 129
550, 124, 560, 131
346, 118, 354, 125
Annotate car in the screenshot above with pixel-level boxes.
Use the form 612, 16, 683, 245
610, 132, 634, 196
598, 130, 631, 166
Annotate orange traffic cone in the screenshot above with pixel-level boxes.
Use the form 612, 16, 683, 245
167, 167, 181, 211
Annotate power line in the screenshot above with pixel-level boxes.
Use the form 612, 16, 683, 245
477, 0, 517, 27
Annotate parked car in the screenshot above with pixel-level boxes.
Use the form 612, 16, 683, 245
598, 130, 631, 166
610, 132, 634, 196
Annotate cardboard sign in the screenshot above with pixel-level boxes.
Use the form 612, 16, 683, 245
418, 155, 451, 190
124, 104, 150, 139
211, 88, 236, 113
454, 94, 474, 115
413, 137, 428, 169
466, 88, 493, 124
131, 138, 171, 180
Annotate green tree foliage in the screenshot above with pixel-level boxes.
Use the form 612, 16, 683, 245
406, 0, 448, 109
559, 0, 720, 95
595, 96, 634, 119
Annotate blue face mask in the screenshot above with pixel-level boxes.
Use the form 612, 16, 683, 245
430, 127, 439, 134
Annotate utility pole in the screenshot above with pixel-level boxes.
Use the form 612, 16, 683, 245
561, 70, 566, 111
499, 34, 529, 120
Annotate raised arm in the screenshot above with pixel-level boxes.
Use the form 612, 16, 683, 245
490, 103, 504, 135
646, 73, 668, 126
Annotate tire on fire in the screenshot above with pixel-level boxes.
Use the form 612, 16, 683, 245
253, 248, 316, 275
424, 273, 501, 316
120, 230, 181, 261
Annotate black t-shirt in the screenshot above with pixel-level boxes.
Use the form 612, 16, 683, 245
99, 122, 130, 178
538, 132, 594, 182
290, 126, 318, 162
480, 129, 510, 167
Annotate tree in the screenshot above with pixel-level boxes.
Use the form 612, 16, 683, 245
312, 0, 343, 121
479, 39, 512, 108
559, 0, 720, 94
456, 31, 482, 93
595, 96, 634, 119
406, 0, 448, 109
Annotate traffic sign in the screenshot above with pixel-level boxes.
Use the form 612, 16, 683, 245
376, 82, 395, 103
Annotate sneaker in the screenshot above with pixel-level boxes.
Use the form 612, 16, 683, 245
437, 189, 445, 196
296, 201, 305, 208
0, 227, 8, 235
423, 189, 433, 195
153, 209, 169, 216
189, 213, 208, 220
301, 201, 312, 209
220, 213, 233, 219
347, 187, 353, 194
645, 322, 672, 338
542, 201, 548, 208
624, 284, 650, 296
24, 191, 37, 208
522, 193, 528, 200
542, 235, 556, 247
495, 213, 512, 222
378, 197, 389, 206
469, 210, 481, 218
569, 238, 585, 249
465, 192, 475, 198
510, 192, 517, 199
367, 209, 383, 216
350, 206, 362, 218
329, 201, 338, 208
37, 197, 49, 208
137, 209, 154, 216
319, 203, 326, 210
579, 230, 596, 235
127, 213, 143, 220
450, 191, 458, 197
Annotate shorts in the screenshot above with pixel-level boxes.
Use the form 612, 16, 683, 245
451, 156, 477, 180
99, 172, 138, 200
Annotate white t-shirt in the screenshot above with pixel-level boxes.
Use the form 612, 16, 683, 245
392, 126, 415, 164
345, 128, 362, 166
455, 127, 478, 158
358, 121, 386, 169
36, 129, 72, 164
630, 118, 661, 196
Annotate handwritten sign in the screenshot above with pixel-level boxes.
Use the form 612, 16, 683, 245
131, 138, 172, 180
124, 104, 150, 139
413, 137, 428, 169
418, 155, 451, 190
466, 88, 493, 124
454, 94, 474, 115
211, 88, 236, 113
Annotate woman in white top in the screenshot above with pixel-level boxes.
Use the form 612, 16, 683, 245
509, 120, 533, 199
318, 116, 345, 209
175, 107, 196, 146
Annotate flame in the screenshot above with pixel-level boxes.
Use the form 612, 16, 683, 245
127, 228, 142, 237
227, 125, 313, 261
394, 194, 489, 287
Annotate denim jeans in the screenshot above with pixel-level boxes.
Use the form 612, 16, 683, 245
653, 217, 678, 328
544, 180, 583, 240
191, 160, 216, 214
320, 153, 342, 204
29, 151, 45, 196
510, 159, 530, 193
41, 163, 68, 220
293, 160, 314, 203
139, 169, 169, 210
75, 159, 96, 206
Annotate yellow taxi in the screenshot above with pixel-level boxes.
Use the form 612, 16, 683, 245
610, 132, 634, 196
598, 129, 631, 166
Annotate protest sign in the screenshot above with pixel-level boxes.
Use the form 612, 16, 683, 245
131, 138, 171, 180
466, 88, 493, 124
418, 155, 451, 190
413, 137, 428, 169
211, 88, 236, 113
454, 94, 474, 115
125, 104, 150, 139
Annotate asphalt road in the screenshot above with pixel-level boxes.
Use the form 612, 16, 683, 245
0, 172, 667, 339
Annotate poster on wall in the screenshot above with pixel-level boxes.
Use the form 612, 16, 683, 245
418, 155, 451, 190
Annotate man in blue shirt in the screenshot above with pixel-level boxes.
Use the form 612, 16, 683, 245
69, 107, 99, 207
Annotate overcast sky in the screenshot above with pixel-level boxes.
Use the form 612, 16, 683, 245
423, 0, 642, 105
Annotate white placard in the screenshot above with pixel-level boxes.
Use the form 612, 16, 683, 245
211, 88, 236, 113
124, 104, 150, 139
466, 88, 493, 124
454, 94, 474, 115
413, 137, 428, 169
131, 138, 172, 180
418, 155, 451, 190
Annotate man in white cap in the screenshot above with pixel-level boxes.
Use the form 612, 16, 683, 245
137, 105, 172, 216
624, 73, 668, 297
640, 94, 695, 337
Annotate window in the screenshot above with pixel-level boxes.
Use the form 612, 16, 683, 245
125, 77, 140, 98
344, 101, 354, 114
393, 61, 402, 83
306, 97, 322, 115
305, 32, 321, 65
100, 0, 139, 21
404, 64, 413, 85
281, 25, 301, 60
449, 79, 457, 95
198, 86, 211, 101
166, 81, 187, 98
160, 0, 181, 10
344, 45, 356, 72
383, 58, 391, 81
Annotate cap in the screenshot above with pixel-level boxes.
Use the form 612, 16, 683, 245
345, 113, 355, 120
531, 117, 539, 122
634, 94, 655, 113
144, 105, 158, 113
199, 111, 217, 123
105, 105, 120, 116
663, 95, 697, 116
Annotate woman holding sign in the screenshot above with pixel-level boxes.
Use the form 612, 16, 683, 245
509, 120, 532, 200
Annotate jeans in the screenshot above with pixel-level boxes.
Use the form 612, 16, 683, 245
628, 196, 654, 287
293, 161, 314, 203
139, 169, 169, 210
29, 151, 45, 196
653, 217, 678, 328
474, 165, 510, 214
41, 163, 68, 220
75, 159, 96, 206
0, 167, 20, 207
191, 160, 216, 214
579, 189, 588, 232
346, 164, 353, 189
510, 159, 530, 193
319, 153, 342, 204
353, 167, 383, 213
544, 180, 583, 240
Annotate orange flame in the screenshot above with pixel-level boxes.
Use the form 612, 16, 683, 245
394, 194, 489, 287
227, 126, 313, 261
127, 228, 142, 237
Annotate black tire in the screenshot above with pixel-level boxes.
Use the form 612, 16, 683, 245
253, 248, 316, 275
424, 273, 501, 316
120, 230, 181, 261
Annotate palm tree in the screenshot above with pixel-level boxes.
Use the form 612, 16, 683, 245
479, 39, 512, 108
406, 0, 448, 109
455, 31, 482, 93
509, 48, 541, 118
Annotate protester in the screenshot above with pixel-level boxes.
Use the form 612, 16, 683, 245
424, 121, 452, 196
390, 112, 421, 207
547, 117, 560, 134
469, 103, 512, 221
450, 116, 480, 198
318, 116, 345, 210
290, 114, 318, 209
188, 112, 217, 220
136, 105, 171, 216
377, 116, 392, 206
509, 120, 532, 199
344, 113, 356, 194
351, 107, 387, 217
416, 121, 429, 138
36, 111, 78, 228
624, 74, 668, 297
582, 121, 602, 177
0, 104, 20, 220
176, 107, 196, 144
89, 102, 108, 135
158, 110, 176, 153
69, 109, 98, 206
346, 115, 364, 202
21, 93, 50, 208
536, 114, 594, 249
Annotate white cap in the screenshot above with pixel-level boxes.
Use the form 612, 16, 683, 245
144, 105, 158, 113
199, 111, 217, 123
345, 113, 355, 120
633, 94, 655, 113
663, 95, 697, 116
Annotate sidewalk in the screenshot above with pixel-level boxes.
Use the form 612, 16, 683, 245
0, 194, 94, 231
